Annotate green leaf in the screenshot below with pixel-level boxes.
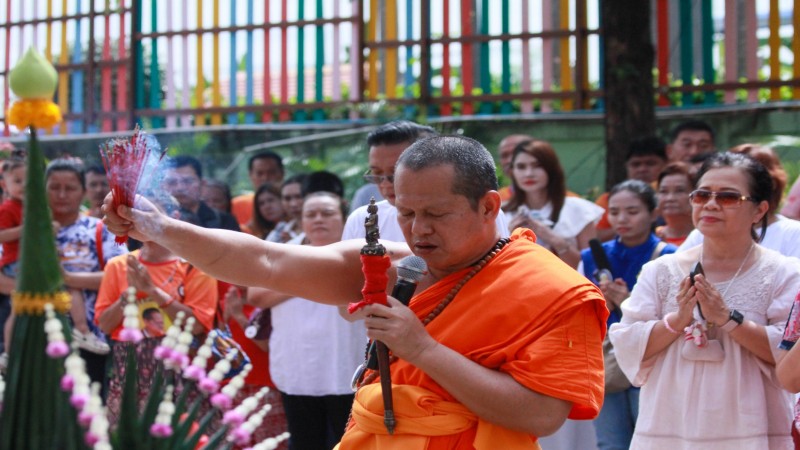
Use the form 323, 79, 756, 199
138, 363, 165, 437
180, 404, 219, 450
198, 424, 229, 450
172, 397, 203, 450
116, 345, 143, 448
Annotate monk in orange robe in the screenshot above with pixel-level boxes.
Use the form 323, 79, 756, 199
102, 135, 607, 450
341, 229, 607, 449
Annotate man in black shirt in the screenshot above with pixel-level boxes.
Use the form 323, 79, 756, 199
162, 155, 241, 231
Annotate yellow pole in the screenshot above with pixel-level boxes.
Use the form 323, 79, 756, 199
384, 0, 397, 98
45, 0, 53, 60
560, 1, 572, 111
794, 0, 800, 99
195, 0, 205, 125
367, 0, 378, 99
211, 0, 221, 124
58, 0, 69, 134
768, 0, 780, 100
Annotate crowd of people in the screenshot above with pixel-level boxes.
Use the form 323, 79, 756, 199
1, 118, 800, 450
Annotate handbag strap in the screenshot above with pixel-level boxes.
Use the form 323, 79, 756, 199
95, 220, 105, 270
650, 240, 668, 262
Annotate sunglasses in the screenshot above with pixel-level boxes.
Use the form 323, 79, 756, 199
689, 189, 755, 208
363, 171, 394, 184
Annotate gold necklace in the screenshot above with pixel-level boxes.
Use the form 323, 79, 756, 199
355, 237, 511, 389
700, 242, 755, 299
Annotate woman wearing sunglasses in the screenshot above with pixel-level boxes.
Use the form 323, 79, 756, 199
678, 144, 800, 260
609, 152, 800, 449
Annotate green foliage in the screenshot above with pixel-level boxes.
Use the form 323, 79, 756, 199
164, 133, 213, 158
0, 313, 88, 450
108, 345, 229, 450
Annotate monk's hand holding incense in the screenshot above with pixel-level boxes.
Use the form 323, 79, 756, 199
362, 296, 438, 363
102, 192, 167, 243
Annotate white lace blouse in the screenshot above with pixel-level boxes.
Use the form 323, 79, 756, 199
609, 246, 800, 450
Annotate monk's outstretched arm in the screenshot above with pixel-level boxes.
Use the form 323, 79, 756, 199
363, 297, 574, 436
103, 195, 409, 305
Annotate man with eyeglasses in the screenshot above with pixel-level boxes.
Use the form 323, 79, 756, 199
342, 121, 438, 242
342, 121, 509, 242
162, 155, 240, 232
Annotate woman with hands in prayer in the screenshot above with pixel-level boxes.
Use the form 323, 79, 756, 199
609, 152, 800, 449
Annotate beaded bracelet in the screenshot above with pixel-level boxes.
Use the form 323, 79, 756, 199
663, 313, 681, 334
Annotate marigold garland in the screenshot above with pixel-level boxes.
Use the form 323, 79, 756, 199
11, 290, 71, 314
7, 99, 62, 130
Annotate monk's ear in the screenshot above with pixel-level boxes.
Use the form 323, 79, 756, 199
479, 191, 501, 220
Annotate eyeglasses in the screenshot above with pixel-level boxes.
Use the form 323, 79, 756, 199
688, 189, 755, 208
363, 171, 394, 184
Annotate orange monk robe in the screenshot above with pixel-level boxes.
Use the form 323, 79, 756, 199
338, 228, 609, 450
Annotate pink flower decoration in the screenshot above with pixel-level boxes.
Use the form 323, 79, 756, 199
222, 410, 245, 427
232, 426, 251, 446
167, 350, 189, 369
183, 364, 205, 381
70, 393, 89, 409
84, 432, 100, 446
78, 411, 94, 427
210, 393, 232, 411
154, 345, 170, 359
198, 377, 219, 394
150, 423, 173, 438
60, 374, 75, 392
46, 341, 69, 358
120, 328, 144, 343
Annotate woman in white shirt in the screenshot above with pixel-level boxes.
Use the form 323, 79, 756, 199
503, 139, 603, 268
249, 191, 366, 450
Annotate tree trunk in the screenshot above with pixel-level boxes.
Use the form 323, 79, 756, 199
601, 0, 656, 190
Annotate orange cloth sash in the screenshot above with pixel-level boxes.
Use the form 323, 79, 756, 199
337, 384, 540, 450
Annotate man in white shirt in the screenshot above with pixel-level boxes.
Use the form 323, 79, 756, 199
343, 121, 509, 242
343, 121, 436, 242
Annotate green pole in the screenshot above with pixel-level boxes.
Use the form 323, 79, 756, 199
500, 0, 511, 113
700, 0, 715, 104
314, 0, 324, 120
678, 0, 693, 106
296, 0, 307, 121
479, 0, 491, 114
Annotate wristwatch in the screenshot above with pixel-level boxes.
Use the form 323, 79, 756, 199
720, 309, 744, 332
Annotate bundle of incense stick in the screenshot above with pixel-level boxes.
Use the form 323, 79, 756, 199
100, 127, 165, 244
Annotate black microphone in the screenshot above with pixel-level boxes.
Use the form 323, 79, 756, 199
588, 238, 614, 283
365, 255, 428, 370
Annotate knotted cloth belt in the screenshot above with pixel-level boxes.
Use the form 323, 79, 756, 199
335, 383, 541, 450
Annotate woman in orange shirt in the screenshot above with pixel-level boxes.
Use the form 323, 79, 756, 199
95, 194, 218, 425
